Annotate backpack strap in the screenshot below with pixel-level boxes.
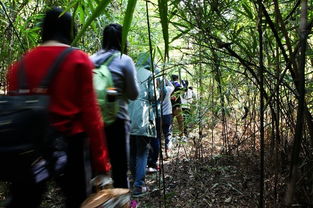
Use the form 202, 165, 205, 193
17, 47, 75, 94
104, 52, 119, 66
38, 47, 75, 90
95, 52, 120, 68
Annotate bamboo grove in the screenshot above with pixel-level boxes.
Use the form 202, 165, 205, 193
0, 0, 313, 206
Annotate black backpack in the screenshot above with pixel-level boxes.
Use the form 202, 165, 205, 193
170, 81, 182, 107
0, 47, 74, 154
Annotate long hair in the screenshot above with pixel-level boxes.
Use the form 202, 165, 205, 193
41, 7, 75, 44
102, 23, 127, 53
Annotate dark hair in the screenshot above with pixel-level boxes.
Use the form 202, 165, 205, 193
102, 23, 125, 52
171, 74, 178, 81
41, 7, 75, 44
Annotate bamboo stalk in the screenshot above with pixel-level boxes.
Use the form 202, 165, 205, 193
258, 0, 265, 206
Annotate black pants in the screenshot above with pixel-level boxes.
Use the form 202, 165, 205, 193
105, 118, 129, 188
0, 133, 90, 208
0, 151, 46, 208
57, 133, 91, 208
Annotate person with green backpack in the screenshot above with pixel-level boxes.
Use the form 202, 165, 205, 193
93, 53, 121, 125
90, 23, 139, 189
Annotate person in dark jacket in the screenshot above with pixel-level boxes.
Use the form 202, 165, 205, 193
4, 7, 110, 208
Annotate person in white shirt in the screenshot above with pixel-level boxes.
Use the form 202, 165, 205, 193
147, 78, 175, 169
162, 79, 175, 157
181, 80, 196, 136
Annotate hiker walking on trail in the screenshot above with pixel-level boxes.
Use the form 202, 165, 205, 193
161, 79, 175, 158
2, 7, 110, 208
147, 65, 163, 172
90, 23, 139, 189
171, 74, 185, 138
181, 80, 196, 136
147, 77, 175, 169
128, 54, 159, 197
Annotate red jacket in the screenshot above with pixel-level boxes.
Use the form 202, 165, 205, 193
7, 45, 110, 173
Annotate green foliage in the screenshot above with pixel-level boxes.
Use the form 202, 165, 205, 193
71, 0, 112, 46
158, 0, 169, 60
121, 0, 137, 54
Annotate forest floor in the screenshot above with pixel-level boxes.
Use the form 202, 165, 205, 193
0, 128, 287, 208
137, 131, 262, 208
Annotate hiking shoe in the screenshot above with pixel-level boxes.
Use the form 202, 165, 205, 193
167, 140, 173, 149
147, 167, 158, 174
132, 186, 149, 198
130, 200, 139, 208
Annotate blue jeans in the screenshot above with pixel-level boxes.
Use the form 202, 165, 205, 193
148, 114, 172, 167
162, 114, 172, 149
130, 136, 150, 188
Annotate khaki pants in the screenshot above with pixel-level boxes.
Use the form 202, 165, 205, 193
173, 107, 184, 137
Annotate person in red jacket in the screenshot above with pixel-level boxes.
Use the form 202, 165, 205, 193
5, 7, 110, 208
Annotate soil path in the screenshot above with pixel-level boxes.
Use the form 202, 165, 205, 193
137, 134, 261, 208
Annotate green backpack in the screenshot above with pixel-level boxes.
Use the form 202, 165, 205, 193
93, 53, 119, 125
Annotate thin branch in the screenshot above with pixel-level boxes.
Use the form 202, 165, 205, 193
284, 0, 301, 22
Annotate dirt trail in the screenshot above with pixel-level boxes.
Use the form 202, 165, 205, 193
138, 133, 261, 208
0, 131, 265, 208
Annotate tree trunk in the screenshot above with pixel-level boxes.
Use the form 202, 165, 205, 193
285, 0, 308, 205
258, 0, 265, 207
212, 51, 228, 152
